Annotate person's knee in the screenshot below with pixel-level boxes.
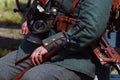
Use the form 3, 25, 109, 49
20, 70, 55, 80
0, 75, 6, 80
20, 69, 81, 80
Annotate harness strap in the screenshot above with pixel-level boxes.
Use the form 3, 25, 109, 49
70, 0, 80, 16
113, 0, 120, 10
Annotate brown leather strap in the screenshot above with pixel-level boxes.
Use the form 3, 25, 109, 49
113, 0, 120, 10
12, 66, 31, 80
70, 0, 80, 15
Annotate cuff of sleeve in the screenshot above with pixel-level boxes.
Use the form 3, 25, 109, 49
42, 32, 65, 51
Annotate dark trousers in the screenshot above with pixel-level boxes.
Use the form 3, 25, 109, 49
0, 51, 93, 80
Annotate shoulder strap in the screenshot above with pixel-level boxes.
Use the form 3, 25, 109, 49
70, 0, 80, 16
113, 0, 120, 10
107, 0, 120, 38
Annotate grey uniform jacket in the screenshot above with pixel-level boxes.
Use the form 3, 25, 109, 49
17, 0, 113, 78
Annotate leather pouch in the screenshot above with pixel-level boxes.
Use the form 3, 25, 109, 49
53, 15, 77, 31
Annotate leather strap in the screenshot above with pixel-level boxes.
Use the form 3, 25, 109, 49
70, 0, 80, 16
113, 0, 120, 10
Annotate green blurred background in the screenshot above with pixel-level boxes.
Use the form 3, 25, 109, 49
0, 0, 23, 24
0, 0, 24, 57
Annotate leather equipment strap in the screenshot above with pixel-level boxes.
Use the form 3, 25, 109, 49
70, 0, 80, 16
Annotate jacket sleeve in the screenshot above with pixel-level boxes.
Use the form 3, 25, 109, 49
42, 0, 113, 51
